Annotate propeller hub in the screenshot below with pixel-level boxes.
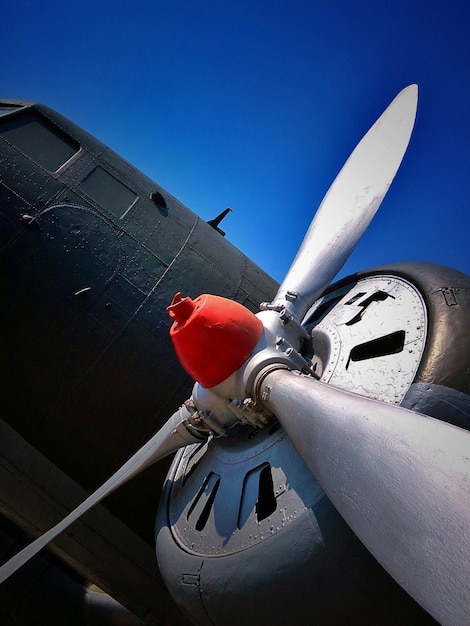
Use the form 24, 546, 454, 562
167, 293, 263, 388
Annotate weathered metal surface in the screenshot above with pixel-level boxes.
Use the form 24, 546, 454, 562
157, 420, 435, 626
306, 275, 427, 403
0, 99, 277, 623
2, 93, 469, 626
157, 262, 470, 626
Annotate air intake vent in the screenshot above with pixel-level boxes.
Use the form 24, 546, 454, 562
238, 463, 277, 528
346, 330, 406, 369
187, 472, 220, 532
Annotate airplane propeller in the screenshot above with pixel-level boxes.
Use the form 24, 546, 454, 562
2, 84, 468, 625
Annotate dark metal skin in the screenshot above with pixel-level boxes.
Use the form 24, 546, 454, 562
0, 100, 276, 624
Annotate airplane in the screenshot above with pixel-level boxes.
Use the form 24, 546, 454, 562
0, 85, 468, 625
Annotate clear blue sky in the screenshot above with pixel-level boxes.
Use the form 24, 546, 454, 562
3, 1, 470, 283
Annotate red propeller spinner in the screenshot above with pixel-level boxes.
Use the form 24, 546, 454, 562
167, 292, 263, 388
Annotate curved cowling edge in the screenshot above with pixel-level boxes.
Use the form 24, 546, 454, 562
318, 262, 470, 430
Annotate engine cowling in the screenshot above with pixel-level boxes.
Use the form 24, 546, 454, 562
156, 262, 470, 626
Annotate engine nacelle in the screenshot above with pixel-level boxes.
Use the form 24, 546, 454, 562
156, 262, 470, 626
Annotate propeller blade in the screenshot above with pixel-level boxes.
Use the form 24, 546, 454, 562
271, 84, 418, 322
257, 368, 470, 625
0, 403, 203, 584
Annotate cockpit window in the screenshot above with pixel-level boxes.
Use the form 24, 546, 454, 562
80, 166, 138, 218
0, 111, 79, 171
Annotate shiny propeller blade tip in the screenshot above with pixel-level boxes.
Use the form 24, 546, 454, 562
272, 84, 418, 321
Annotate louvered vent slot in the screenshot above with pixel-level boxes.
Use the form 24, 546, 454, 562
238, 463, 277, 528
346, 330, 406, 369
187, 472, 220, 531
256, 465, 277, 522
